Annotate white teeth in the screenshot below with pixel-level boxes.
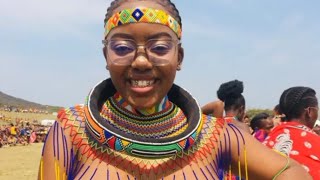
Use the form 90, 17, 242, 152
131, 80, 154, 87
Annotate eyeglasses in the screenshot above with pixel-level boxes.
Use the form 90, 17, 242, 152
305, 107, 319, 111
274, 115, 285, 119
102, 39, 180, 66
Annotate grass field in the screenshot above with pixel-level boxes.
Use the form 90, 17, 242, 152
0, 111, 54, 179
0, 143, 43, 180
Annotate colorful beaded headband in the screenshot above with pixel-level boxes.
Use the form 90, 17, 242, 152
104, 7, 182, 39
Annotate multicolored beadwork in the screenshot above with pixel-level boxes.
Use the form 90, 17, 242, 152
83, 80, 203, 158
100, 96, 189, 139
104, 7, 182, 39
84, 101, 203, 158
39, 79, 250, 179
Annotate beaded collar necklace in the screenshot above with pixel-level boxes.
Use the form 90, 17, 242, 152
100, 96, 189, 139
84, 79, 203, 158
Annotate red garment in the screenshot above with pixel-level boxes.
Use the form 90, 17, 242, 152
263, 121, 320, 179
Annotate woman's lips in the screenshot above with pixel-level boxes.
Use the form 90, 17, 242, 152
130, 79, 156, 94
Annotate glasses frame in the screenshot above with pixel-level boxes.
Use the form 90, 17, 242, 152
305, 106, 319, 111
102, 39, 181, 66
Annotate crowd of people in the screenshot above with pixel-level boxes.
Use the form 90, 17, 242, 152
0, 105, 55, 148
0, 121, 50, 148
202, 80, 320, 178
0, 106, 49, 114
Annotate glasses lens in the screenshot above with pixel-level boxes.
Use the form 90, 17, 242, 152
147, 40, 176, 66
106, 39, 177, 66
107, 40, 135, 65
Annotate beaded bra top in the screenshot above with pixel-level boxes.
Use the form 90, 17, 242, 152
84, 79, 204, 158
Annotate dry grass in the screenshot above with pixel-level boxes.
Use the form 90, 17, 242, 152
0, 143, 43, 180
0, 111, 55, 179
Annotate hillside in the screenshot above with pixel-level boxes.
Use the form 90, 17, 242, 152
0, 91, 61, 113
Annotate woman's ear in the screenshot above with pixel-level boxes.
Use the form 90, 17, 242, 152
103, 47, 107, 61
177, 45, 184, 71
103, 47, 109, 70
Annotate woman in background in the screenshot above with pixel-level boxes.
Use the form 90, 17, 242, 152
264, 86, 320, 178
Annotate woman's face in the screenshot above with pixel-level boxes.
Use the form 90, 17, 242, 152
307, 106, 319, 128
261, 118, 274, 133
103, 2, 183, 109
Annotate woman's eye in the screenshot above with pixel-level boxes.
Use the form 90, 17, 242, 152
150, 44, 171, 55
111, 44, 134, 56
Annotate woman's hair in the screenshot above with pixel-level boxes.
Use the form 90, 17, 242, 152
104, 0, 182, 27
250, 112, 270, 130
217, 80, 245, 112
273, 104, 287, 121
279, 86, 318, 120
273, 104, 282, 114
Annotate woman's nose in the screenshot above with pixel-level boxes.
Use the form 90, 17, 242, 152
131, 54, 153, 70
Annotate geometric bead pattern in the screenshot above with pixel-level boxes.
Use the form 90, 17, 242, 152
105, 7, 182, 38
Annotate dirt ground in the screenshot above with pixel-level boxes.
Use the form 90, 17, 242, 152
0, 143, 43, 180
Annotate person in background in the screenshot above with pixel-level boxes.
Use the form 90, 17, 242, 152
313, 119, 320, 135
25, 122, 32, 144
250, 112, 274, 142
201, 100, 224, 118
264, 86, 320, 178
10, 123, 17, 137
216, 80, 251, 133
272, 104, 286, 126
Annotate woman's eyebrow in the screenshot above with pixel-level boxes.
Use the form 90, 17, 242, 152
147, 32, 173, 39
109, 33, 134, 40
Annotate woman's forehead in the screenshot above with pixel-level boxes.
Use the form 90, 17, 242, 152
107, 23, 177, 40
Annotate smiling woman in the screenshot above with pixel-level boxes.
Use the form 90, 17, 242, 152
38, 0, 312, 179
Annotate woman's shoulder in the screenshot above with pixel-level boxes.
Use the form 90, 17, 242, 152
56, 104, 86, 126
268, 121, 315, 137
200, 114, 233, 138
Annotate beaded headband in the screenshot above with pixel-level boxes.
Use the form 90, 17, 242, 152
104, 7, 182, 39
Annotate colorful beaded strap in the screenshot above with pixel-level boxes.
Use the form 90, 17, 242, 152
104, 7, 182, 39
84, 79, 203, 158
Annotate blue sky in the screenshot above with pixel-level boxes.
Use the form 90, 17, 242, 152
1, 0, 319, 109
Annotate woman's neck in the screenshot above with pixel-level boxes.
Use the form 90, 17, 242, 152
113, 92, 171, 116
289, 118, 314, 129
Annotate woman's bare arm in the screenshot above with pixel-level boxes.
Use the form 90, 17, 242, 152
201, 100, 224, 118
38, 115, 73, 180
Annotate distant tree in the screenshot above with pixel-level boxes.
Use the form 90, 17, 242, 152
246, 108, 273, 120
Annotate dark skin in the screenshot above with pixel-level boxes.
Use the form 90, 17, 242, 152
225, 106, 251, 134
201, 100, 224, 118
39, 1, 312, 179
289, 106, 319, 129
259, 118, 274, 133
103, 2, 183, 110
